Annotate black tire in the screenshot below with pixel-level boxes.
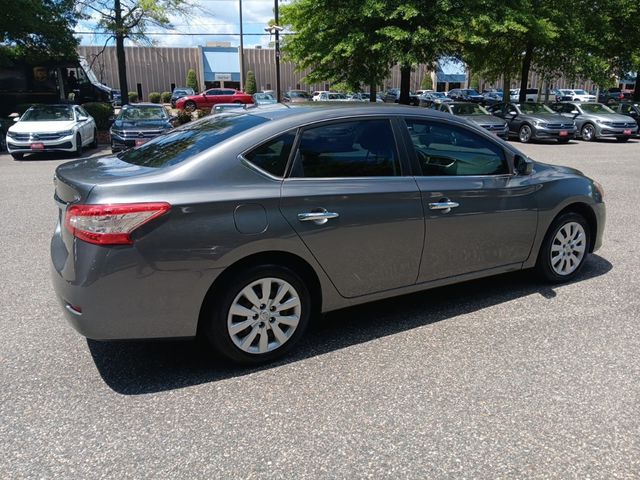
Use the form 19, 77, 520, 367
616, 137, 630, 142
202, 264, 312, 365
90, 128, 98, 148
536, 212, 590, 283
233, 100, 243, 104
74, 133, 82, 157
184, 101, 196, 112
10, 152, 23, 160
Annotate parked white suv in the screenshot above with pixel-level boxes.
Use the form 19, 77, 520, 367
510, 88, 539, 102
558, 89, 597, 102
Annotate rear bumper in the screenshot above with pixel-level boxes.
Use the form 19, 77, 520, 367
50, 223, 223, 340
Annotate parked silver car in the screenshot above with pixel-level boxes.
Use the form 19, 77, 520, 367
488, 102, 577, 143
51, 105, 605, 364
438, 102, 509, 139
550, 102, 638, 142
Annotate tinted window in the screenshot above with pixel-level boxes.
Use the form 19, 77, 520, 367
244, 131, 296, 177
118, 114, 269, 168
405, 118, 508, 176
292, 119, 400, 177
22, 106, 73, 121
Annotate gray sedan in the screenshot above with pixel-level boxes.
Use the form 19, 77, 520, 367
550, 102, 638, 142
51, 105, 605, 364
488, 102, 577, 143
438, 102, 509, 139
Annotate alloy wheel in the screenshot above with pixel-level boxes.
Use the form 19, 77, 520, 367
519, 125, 532, 143
550, 221, 586, 276
581, 124, 595, 141
227, 277, 302, 355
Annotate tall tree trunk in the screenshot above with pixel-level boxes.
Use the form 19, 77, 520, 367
502, 75, 510, 104
369, 82, 377, 102
399, 65, 411, 105
634, 73, 640, 102
114, 0, 128, 106
518, 42, 534, 104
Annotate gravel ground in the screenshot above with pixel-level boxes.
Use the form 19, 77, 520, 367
0, 138, 638, 479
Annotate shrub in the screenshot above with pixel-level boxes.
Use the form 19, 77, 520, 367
128, 91, 139, 103
245, 71, 257, 94
421, 74, 433, 90
195, 108, 210, 119
148, 92, 161, 103
81, 102, 114, 131
186, 69, 199, 92
175, 109, 192, 125
161, 91, 172, 103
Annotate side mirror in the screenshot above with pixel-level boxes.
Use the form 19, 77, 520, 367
202, 92, 207, 97
571, 110, 579, 115
514, 154, 533, 175
13, 117, 20, 122
629, 111, 638, 117
508, 111, 518, 116
78, 116, 88, 122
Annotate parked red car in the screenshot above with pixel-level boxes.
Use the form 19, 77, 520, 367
175, 88, 254, 111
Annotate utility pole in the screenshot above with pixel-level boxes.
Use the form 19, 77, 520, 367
239, 0, 245, 91
274, 0, 281, 102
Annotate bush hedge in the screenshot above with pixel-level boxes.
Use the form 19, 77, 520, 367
161, 91, 172, 103
149, 92, 161, 103
128, 91, 139, 103
81, 102, 114, 131
175, 110, 192, 125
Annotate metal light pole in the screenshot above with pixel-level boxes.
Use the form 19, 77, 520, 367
265, 1, 283, 102
239, 0, 245, 91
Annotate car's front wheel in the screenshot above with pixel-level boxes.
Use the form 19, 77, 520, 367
581, 123, 596, 141
518, 124, 533, 143
73, 133, 82, 157
203, 265, 311, 364
536, 212, 590, 283
10, 152, 23, 160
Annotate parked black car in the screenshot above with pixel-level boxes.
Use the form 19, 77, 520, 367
382, 88, 420, 106
110, 103, 175, 153
170, 87, 195, 107
447, 88, 485, 103
488, 102, 577, 143
614, 102, 640, 133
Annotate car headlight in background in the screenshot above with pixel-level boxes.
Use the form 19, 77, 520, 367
6, 130, 17, 138
110, 129, 124, 136
597, 120, 612, 126
59, 130, 73, 137
534, 121, 548, 128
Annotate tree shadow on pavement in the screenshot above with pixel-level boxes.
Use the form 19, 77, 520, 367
88, 254, 612, 395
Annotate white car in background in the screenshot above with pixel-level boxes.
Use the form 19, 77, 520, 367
558, 89, 597, 102
6, 104, 97, 160
314, 92, 349, 101
510, 88, 539, 102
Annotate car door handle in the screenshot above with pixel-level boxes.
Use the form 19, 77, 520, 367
297, 211, 339, 225
428, 201, 459, 212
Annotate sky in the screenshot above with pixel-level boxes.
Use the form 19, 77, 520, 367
75, 0, 289, 49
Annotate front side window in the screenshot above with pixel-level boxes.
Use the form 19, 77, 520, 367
405, 118, 508, 177
244, 131, 296, 177
291, 119, 400, 178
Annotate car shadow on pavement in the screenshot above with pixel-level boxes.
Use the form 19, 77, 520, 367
88, 254, 612, 395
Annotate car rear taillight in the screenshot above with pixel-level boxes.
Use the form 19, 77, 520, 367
65, 203, 171, 245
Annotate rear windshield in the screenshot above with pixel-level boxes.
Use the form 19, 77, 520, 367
117, 113, 269, 168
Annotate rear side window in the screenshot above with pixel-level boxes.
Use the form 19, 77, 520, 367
118, 114, 268, 168
405, 118, 508, 176
291, 119, 400, 177
244, 131, 296, 177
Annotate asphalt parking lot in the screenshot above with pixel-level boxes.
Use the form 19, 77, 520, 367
1, 138, 639, 479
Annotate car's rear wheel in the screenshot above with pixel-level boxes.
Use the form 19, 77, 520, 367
581, 123, 596, 141
90, 128, 98, 148
518, 124, 533, 143
616, 137, 630, 142
233, 100, 243, 104
74, 133, 82, 157
203, 265, 311, 365
184, 101, 196, 112
10, 152, 23, 160
536, 212, 590, 283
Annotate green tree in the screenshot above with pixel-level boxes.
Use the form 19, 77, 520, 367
0, 0, 78, 64
245, 70, 257, 94
281, 0, 457, 104
186, 68, 198, 92
420, 73, 433, 90
78, 0, 191, 105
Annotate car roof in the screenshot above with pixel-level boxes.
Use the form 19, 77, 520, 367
123, 103, 165, 107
